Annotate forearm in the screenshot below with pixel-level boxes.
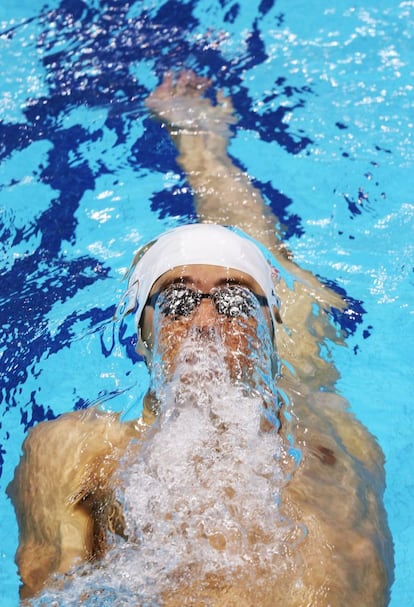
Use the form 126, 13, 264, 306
172, 128, 345, 320
146, 71, 345, 318
173, 130, 287, 254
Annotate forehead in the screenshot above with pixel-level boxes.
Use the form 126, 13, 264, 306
149, 264, 265, 295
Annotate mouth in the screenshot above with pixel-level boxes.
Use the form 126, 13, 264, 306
149, 311, 276, 405
173, 328, 228, 380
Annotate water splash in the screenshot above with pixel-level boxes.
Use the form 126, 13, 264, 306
32, 315, 296, 605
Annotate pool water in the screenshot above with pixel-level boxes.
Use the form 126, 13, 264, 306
0, 0, 412, 605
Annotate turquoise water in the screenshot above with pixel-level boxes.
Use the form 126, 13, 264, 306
0, 0, 412, 605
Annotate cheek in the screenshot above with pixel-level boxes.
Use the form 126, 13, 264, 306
226, 315, 259, 341
140, 307, 154, 343
154, 317, 192, 362
221, 317, 261, 372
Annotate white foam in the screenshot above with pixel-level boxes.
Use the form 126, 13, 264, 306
34, 323, 290, 606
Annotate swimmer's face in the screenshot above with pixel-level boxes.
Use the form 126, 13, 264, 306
138, 264, 273, 380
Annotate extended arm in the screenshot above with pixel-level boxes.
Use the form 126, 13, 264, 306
145, 71, 344, 312
145, 71, 345, 391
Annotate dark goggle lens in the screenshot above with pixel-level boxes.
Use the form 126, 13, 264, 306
211, 285, 255, 317
157, 284, 257, 318
158, 284, 202, 317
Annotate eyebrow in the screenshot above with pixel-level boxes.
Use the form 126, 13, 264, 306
214, 276, 258, 290
157, 275, 259, 291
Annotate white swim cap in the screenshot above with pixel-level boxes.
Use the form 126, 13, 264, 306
122, 224, 280, 331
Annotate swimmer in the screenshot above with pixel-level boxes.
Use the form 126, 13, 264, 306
7, 71, 393, 605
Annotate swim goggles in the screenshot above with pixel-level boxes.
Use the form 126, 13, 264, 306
148, 283, 268, 319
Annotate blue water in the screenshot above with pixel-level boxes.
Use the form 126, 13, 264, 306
0, 0, 412, 605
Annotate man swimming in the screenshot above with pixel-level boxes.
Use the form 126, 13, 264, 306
7, 72, 393, 605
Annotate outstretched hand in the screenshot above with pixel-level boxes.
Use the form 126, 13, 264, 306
145, 70, 237, 137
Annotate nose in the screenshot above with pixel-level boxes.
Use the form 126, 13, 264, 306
190, 297, 218, 330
